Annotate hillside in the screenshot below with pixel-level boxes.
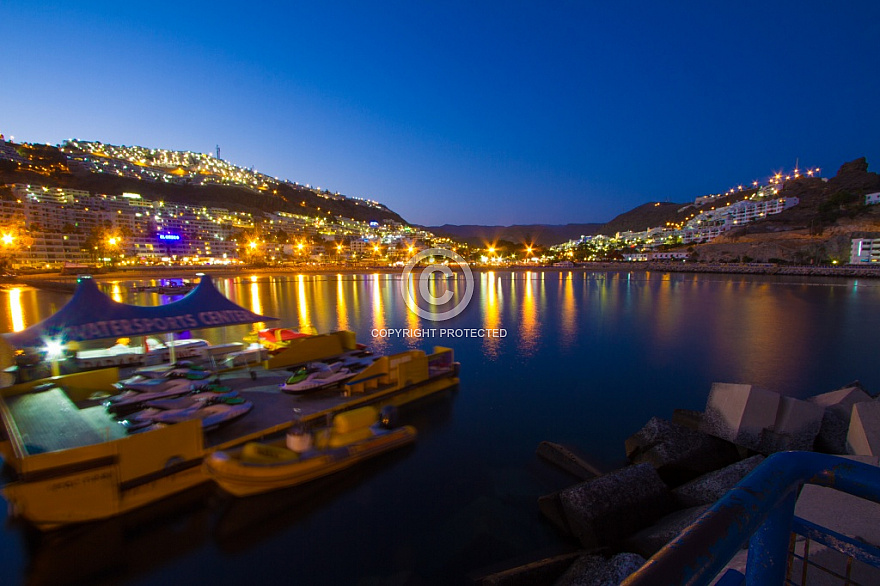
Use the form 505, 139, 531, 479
693, 158, 880, 263
0, 142, 407, 224
599, 202, 687, 235
729, 158, 880, 235
426, 223, 603, 247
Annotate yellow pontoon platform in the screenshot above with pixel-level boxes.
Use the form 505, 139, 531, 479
0, 331, 459, 529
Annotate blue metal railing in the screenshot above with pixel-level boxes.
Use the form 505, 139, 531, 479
623, 452, 880, 586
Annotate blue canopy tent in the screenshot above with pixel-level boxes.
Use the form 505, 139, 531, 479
3, 275, 277, 354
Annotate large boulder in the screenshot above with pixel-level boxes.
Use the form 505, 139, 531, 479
847, 402, 880, 456
623, 505, 711, 558
672, 455, 765, 508
700, 383, 780, 452
809, 383, 874, 454
557, 463, 673, 549
625, 417, 740, 485
554, 553, 646, 586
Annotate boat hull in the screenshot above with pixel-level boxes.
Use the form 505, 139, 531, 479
205, 426, 417, 497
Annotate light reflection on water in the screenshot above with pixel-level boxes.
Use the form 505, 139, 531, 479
2, 270, 880, 585
7, 287, 24, 332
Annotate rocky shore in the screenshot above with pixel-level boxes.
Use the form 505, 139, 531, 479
645, 262, 880, 278
478, 382, 880, 585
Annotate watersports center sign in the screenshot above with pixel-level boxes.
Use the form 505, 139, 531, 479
63, 310, 257, 341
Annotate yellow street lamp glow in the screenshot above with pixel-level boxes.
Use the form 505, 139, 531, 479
108, 237, 118, 246
408, 246, 415, 253
249, 241, 258, 249
1, 234, 13, 246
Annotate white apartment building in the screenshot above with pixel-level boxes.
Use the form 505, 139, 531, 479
850, 238, 880, 264
726, 197, 799, 226
623, 251, 690, 261
1, 184, 258, 267
865, 192, 880, 205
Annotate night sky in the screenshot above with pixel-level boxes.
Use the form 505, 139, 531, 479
2, 1, 879, 225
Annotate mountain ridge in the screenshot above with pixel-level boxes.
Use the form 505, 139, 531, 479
424, 223, 603, 247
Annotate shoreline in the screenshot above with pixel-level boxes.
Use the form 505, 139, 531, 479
7, 261, 880, 288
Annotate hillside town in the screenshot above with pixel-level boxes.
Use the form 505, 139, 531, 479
3, 134, 880, 270
0, 136, 451, 270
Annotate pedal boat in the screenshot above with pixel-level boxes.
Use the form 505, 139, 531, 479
204, 406, 416, 497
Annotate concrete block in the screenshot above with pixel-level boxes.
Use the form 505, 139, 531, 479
624, 505, 711, 558
809, 384, 874, 454
627, 417, 740, 485
537, 441, 604, 480
671, 408, 702, 430
477, 551, 582, 586
759, 396, 824, 453
710, 455, 880, 586
672, 455, 765, 508
795, 455, 880, 543
554, 553, 646, 586
700, 383, 780, 452
558, 463, 673, 549
538, 492, 572, 536
847, 402, 880, 456
792, 455, 880, 584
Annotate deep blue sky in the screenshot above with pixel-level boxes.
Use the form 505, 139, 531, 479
2, 2, 879, 225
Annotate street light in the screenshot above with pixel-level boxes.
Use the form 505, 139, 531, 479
104, 235, 121, 267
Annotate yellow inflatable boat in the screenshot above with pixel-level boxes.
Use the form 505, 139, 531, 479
204, 406, 417, 497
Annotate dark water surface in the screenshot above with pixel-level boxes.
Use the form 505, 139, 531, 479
1, 270, 879, 585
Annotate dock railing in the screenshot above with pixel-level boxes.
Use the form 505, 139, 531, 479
623, 452, 880, 586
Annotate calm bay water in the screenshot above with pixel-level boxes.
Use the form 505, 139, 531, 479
1, 270, 880, 585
